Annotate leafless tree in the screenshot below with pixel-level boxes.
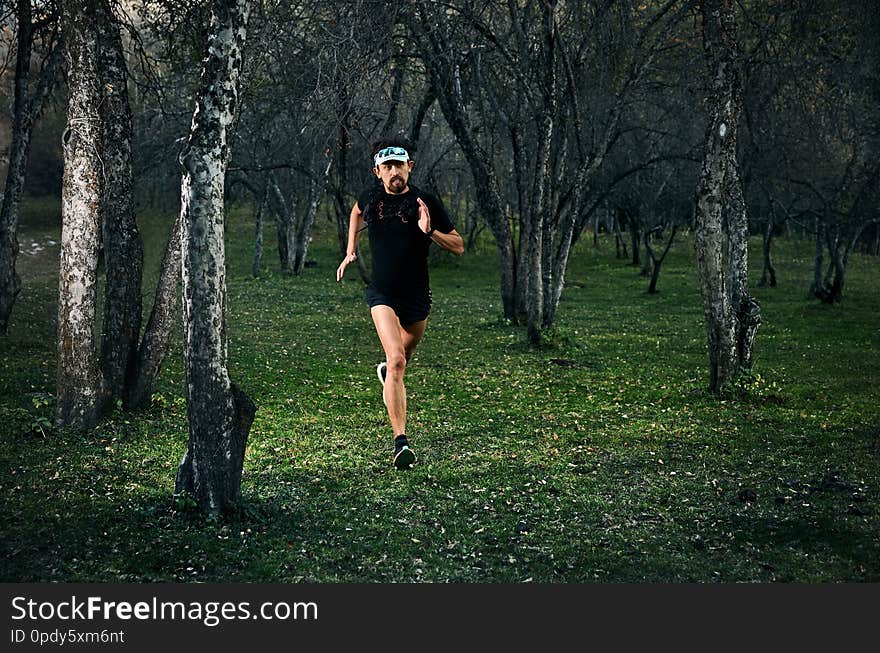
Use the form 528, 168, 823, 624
410, 0, 695, 345
55, 0, 105, 429
693, 0, 759, 393
0, 0, 60, 333
174, 0, 255, 513
97, 0, 144, 406
737, 0, 880, 301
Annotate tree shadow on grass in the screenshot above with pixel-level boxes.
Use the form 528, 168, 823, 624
0, 474, 350, 583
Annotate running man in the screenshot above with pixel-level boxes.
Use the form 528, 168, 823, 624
336, 139, 464, 469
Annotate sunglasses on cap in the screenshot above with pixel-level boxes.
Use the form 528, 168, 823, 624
374, 146, 410, 166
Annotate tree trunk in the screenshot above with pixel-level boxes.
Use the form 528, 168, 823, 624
268, 172, 295, 274
292, 159, 330, 275
818, 221, 875, 303
646, 224, 676, 294
252, 184, 267, 277
647, 261, 661, 294
97, 0, 143, 404
694, 0, 757, 393
0, 1, 60, 333
413, 5, 516, 321
328, 97, 370, 284
435, 87, 516, 321
125, 214, 182, 410
528, 108, 555, 344
826, 248, 846, 304
811, 215, 824, 296
614, 214, 627, 259
515, 215, 530, 324
56, 0, 106, 429
628, 211, 641, 266
409, 87, 435, 148
525, 212, 544, 345
380, 65, 405, 136
175, 0, 255, 514
544, 194, 584, 328
530, 5, 559, 342
0, 1, 33, 334
438, 99, 516, 321
759, 215, 776, 287
725, 151, 759, 372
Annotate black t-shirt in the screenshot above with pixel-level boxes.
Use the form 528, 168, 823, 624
357, 183, 454, 296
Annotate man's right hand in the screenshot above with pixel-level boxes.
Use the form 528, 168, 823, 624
336, 252, 357, 281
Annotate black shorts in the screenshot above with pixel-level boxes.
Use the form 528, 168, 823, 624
366, 285, 432, 325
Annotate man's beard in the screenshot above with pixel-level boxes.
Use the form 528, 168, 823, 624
389, 177, 405, 191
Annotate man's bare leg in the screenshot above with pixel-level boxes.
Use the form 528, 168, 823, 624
400, 318, 427, 363
371, 305, 409, 437
371, 306, 428, 468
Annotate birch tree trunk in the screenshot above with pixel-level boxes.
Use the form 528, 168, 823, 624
0, 0, 60, 332
693, 0, 759, 393
526, 6, 557, 346
726, 157, 760, 371
527, 109, 555, 346
56, 0, 106, 429
97, 0, 143, 403
175, 0, 255, 513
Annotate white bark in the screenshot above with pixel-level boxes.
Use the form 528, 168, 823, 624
176, 0, 254, 513
694, 0, 759, 392
56, 0, 105, 430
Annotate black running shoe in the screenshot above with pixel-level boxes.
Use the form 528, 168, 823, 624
376, 362, 387, 386
394, 444, 416, 469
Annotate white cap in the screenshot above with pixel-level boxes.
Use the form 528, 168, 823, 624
374, 146, 410, 166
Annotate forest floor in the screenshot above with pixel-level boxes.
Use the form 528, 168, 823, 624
1, 197, 878, 582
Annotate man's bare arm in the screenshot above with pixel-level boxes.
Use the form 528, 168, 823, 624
336, 203, 364, 281
417, 197, 464, 256
429, 228, 464, 257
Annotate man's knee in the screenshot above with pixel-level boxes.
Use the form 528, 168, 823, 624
387, 352, 407, 377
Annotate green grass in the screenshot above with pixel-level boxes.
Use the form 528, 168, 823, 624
1, 200, 878, 582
